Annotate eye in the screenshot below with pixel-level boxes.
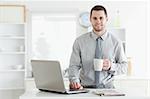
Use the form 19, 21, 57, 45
100, 17, 103, 20
93, 17, 97, 20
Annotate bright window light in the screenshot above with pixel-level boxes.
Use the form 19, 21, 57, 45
32, 14, 76, 70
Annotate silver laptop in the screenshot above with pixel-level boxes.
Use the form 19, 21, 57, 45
31, 60, 89, 94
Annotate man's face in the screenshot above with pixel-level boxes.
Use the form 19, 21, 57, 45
90, 10, 108, 32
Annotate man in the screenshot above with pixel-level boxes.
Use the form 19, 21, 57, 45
68, 5, 127, 89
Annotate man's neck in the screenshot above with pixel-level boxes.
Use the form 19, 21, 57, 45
93, 29, 106, 37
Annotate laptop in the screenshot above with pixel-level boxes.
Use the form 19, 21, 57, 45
31, 60, 89, 94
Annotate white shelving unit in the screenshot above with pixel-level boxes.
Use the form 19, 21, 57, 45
0, 23, 26, 88
0, 23, 26, 99
0, 5, 26, 99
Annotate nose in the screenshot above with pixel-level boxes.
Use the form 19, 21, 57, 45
96, 19, 101, 24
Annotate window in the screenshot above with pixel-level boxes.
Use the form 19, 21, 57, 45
32, 13, 76, 70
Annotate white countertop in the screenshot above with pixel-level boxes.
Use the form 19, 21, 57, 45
20, 89, 150, 99
114, 75, 150, 80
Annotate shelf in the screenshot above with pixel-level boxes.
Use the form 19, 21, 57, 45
0, 52, 26, 54
0, 70, 25, 72
0, 36, 25, 39
25, 77, 34, 81
0, 23, 25, 25
0, 24, 25, 36
0, 87, 24, 90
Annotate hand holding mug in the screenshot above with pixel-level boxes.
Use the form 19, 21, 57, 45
102, 59, 111, 70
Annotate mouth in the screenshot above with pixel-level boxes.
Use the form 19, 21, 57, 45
95, 24, 102, 26
95, 25, 103, 28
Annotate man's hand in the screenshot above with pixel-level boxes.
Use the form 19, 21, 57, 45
69, 82, 83, 90
102, 59, 111, 70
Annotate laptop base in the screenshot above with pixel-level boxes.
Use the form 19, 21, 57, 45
39, 89, 89, 94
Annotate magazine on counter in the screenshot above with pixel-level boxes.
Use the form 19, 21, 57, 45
93, 89, 125, 96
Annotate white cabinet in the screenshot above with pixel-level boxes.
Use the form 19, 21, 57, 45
0, 5, 25, 23
0, 23, 26, 89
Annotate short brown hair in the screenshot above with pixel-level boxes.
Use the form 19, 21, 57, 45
90, 5, 107, 17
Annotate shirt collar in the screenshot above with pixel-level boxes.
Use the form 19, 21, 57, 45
90, 30, 108, 41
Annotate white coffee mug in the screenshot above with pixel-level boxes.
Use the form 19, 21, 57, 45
93, 59, 103, 71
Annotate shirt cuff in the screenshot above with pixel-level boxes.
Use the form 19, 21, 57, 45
109, 62, 116, 74
69, 78, 80, 83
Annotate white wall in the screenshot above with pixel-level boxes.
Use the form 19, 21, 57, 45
147, 0, 150, 77
1, 0, 149, 77
28, 0, 149, 77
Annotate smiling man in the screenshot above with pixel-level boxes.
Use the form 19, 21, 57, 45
68, 5, 127, 89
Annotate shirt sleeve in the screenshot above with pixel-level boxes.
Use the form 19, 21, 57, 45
109, 41, 128, 75
68, 39, 82, 83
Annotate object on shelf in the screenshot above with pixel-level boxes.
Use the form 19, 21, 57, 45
19, 45, 24, 52
113, 10, 121, 27
127, 57, 132, 76
11, 65, 24, 70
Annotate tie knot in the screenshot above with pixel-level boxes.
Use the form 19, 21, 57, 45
96, 37, 102, 41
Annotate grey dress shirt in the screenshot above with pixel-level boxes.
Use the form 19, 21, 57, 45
68, 31, 128, 88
